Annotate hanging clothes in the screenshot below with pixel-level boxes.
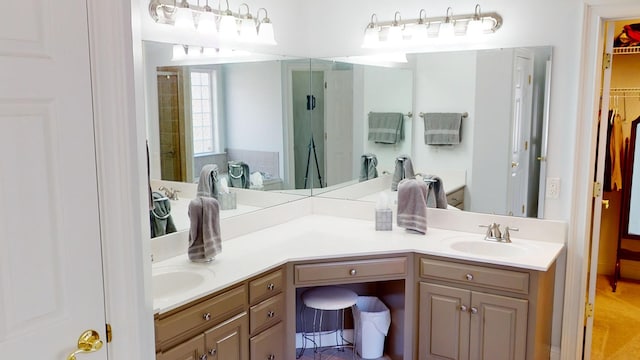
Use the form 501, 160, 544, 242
610, 112, 624, 191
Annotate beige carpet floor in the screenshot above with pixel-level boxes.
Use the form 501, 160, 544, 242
591, 275, 640, 360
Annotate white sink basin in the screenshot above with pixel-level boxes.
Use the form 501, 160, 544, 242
442, 235, 534, 258
152, 266, 215, 301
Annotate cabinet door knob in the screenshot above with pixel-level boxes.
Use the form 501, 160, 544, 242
349, 269, 357, 276
199, 355, 207, 360
470, 307, 478, 314
203, 312, 211, 321
465, 273, 474, 281
209, 348, 217, 356
459, 305, 468, 312
267, 283, 275, 291
267, 311, 275, 318
267, 355, 275, 360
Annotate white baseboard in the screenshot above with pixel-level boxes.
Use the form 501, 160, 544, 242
550, 345, 561, 360
295, 329, 354, 349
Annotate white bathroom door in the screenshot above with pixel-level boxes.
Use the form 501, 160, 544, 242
507, 50, 534, 217
0, 1, 107, 359
324, 70, 354, 186
583, 22, 616, 360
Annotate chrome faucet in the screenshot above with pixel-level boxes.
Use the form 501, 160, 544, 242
158, 186, 180, 200
479, 223, 518, 243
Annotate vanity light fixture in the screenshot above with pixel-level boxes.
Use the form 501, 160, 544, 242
148, 0, 277, 45
362, 3, 502, 48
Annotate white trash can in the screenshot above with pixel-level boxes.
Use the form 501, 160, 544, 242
353, 296, 391, 359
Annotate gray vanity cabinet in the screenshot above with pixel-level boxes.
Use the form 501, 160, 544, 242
417, 256, 555, 360
419, 282, 528, 360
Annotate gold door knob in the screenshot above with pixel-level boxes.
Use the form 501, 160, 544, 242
603, 200, 610, 209
67, 330, 103, 360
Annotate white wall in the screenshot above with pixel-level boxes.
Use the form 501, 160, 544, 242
360, 66, 414, 173
411, 51, 477, 197
222, 61, 285, 155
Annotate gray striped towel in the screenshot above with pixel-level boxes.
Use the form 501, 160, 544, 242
397, 179, 428, 234
188, 197, 221, 262
423, 113, 463, 145
368, 112, 404, 144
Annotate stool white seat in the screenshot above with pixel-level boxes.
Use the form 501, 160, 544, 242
297, 286, 358, 359
302, 286, 358, 310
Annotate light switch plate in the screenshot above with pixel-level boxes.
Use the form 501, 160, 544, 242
546, 177, 560, 199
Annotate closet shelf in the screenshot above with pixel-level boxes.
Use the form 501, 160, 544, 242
613, 46, 640, 55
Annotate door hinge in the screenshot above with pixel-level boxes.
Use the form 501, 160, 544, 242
586, 303, 594, 318
524, 141, 528, 151
593, 181, 602, 198
603, 53, 611, 70
106, 323, 112, 343
528, 75, 532, 85
522, 205, 525, 214
324, 81, 327, 89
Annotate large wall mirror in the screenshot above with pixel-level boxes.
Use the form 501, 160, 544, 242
623, 117, 640, 238
144, 42, 553, 237
144, 41, 316, 233
314, 46, 553, 219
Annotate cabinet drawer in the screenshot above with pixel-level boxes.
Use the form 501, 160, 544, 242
446, 188, 464, 207
156, 285, 247, 347
250, 293, 284, 335
249, 268, 284, 305
250, 322, 284, 360
420, 258, 529, 294
295, 257, 407, 285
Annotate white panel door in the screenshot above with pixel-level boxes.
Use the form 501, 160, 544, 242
324, 70, 354, 186
507, 51, 534, 217
0, 1, 107, 359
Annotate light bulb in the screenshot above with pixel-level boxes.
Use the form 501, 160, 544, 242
467, 19, 484, 38
439, 21, 455, 39
387, 25, 403, 44
240, 18, 258, 42
412, 23, 429, 43
219, 14, 238, 39
174, 6, 193, 29
197, 11, 217, 34
257, 21, 276, 44
362, 27, 379, 48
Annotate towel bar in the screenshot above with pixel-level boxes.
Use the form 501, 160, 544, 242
419, 112, 468, 118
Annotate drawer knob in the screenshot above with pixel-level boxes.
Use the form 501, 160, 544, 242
465, 273, 474, 281
267, 283, 275, 291
203, 312, 211, 321
267, 355, 275, 360
470, 307, 478, 314
459, 305, 468, 312
349, 269, 357, 276
199, 355, 207, 360
209, 349, 217, 356
267, 311, 275, 318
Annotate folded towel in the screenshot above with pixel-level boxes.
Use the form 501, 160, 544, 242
423, 113, 463, 145
391, 155, 415, 191
424, 175, 448, 209
359, 153, 378, 182
150, 191, 177, 238
228, 161, 250, 188
188, 197, 222, 262
197, 164, 220, 198
396, 179, 428, 234
368, 112, 404, 144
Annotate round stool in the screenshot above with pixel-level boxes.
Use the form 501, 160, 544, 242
297, 286, 357, 359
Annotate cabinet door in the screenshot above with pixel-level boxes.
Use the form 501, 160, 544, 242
469, 292, 528, 360
250, 322, 284, 360
419, 282, 471, 360
160, 334, 205, 360
204, 312, 249, 360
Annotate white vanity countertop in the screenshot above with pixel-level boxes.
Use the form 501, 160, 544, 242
152, 214, 564, 314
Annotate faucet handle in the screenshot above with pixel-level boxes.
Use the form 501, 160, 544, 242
503, 226, 519, 243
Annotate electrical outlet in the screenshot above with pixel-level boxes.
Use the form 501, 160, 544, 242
546, 177, 560, 199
